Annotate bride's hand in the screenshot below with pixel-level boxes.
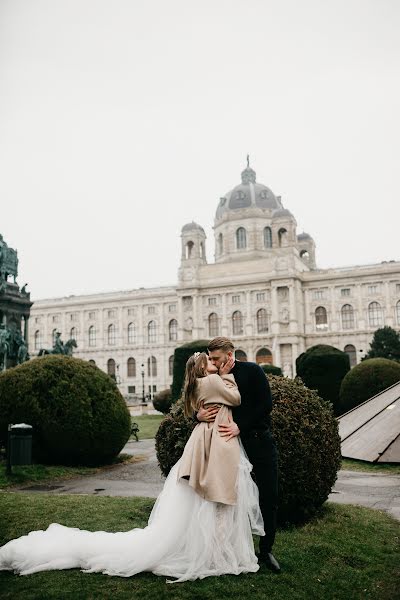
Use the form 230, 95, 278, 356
197, 405, 220, 423
218, 356, 235, 376
218, 415, 240, 441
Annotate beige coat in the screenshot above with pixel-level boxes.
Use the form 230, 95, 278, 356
177, 373, 241, 505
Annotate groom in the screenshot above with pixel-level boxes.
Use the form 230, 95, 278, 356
197, 336, 280, 573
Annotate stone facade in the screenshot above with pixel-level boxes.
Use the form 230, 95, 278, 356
29, 165, 400, 398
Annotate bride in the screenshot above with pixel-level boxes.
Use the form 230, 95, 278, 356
0, 352, 264, 582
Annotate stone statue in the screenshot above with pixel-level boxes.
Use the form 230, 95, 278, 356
38, 333, 77, 357
0, 326, 10, 370
21, 283, 28, 295
0, 235, 18, 284
17, 338, 29, 364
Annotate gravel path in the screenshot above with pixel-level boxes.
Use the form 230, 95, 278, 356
12, 440, 400, 521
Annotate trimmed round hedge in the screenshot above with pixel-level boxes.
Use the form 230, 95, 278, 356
296, 344, 350, 414
339, 357, 400, 415
0, 355, 131, 466
171, 340, 210, 401
153, 388, 172, 414
155, 375, 341, 525
260, 364, 282, 376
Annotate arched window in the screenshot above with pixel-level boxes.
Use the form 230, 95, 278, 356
256, 347, 272, 364
341, 304, 354, 330
315, 306, 328, 330
148, 320, 157, 343
34, 330, 41, 351
88, 359, 96, 366
236, 227, 247, 249
208, 313, 219, 337
88, 325, 96, 347
256, 308, 268, 333
185, 241, 194, 259
108, 324, 116, 345
300, 249, 309, 260
368, 301, 383, 327
232, 310, 243, 335
169, 319, 178, 342
218, 233, 223, 255
168, 354, 174, 376
107, 358, 116, 377
52, 328, 58, 345
344, 344, 357, 368
128, 322, 136, 344
263, 227, 272, 248
147, 355, 157, 377
396, 300, 400, 325
127, 357, 136, 377
278, 228, 288, 247
70, 327, 77, 341
235, 349, 247, 362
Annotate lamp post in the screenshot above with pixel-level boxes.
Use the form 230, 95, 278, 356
141, 363, 145, 403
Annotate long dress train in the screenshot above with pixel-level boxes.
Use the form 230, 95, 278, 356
0, 444, 264, 582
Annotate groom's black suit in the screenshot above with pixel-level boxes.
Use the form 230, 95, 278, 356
230, 360, 278, 554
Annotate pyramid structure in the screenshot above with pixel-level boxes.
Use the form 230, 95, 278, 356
338, 380, 400, 463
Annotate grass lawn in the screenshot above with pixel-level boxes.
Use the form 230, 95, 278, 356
0, 494, 399, 600
341, 458, 400, 475
131, 414, 164, 440
0, 454, 135, 490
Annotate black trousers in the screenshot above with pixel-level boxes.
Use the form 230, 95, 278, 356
241, 429, 278, 554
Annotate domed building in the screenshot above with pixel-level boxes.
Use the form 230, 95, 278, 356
29, 161, 400, 399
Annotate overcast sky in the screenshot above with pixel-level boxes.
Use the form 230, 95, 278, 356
1, 0, 399, 300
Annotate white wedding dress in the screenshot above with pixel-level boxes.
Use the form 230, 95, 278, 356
0, 445, 264, 582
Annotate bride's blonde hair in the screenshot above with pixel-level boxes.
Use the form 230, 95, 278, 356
183, 352, 208, 417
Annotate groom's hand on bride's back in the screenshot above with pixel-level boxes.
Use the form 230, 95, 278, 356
197, 405, 220, 423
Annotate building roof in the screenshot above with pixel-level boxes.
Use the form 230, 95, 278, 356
297, 232, 313, 241
216, 164, 282, 219
181, 221, 205, 234
338, 380, 400, 463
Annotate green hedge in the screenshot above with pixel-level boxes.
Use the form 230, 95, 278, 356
0, 355, 131, 466
171, 339, 210, 401
339, 357, 400, 414
152, 389, 172, 414
296, 344, 350, 414
155, 375, 341, 525
260, 364, 282, 376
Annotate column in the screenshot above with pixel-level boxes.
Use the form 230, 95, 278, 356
270, 285, 279, 335
245, 290, 252, 336
24, 315, 29, 343
221, 293, 228, 336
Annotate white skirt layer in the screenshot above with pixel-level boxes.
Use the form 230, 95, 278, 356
0, 445, 264, 582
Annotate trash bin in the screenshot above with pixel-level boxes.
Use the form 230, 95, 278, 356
8, 423, 33, 466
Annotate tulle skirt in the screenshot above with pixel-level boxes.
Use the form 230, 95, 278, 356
0, 444, 264, 582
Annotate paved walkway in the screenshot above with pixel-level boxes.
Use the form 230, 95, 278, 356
13, 440, 400, 521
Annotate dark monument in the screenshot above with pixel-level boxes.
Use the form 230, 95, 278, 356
0, 234, 32, 370
38, 332, 77, 356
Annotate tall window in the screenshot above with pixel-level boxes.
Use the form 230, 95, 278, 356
147, 355, 157, 377
107, 358, 116, 377
218, 233, 223, 255
128, 322, 136, 344
169, 319, 178, 341
208, 313, 219, 337
186, 241, 194, 259
235, 349, 247, 362
168, 355, 174, 376
232, 310, 243, 335
108, 324, 116, 345
341, 304, 355, 330
256, 308, 268, 333
148, 320, 157, 343
236, 227, 247, 249
70, 327, 77, 340
344, 344, 357, 368
368, 302, 383, 327
263, 226, 272, 248
315, 306, 328, 330
34, 330, 41, 350
88, 326, 96, 347
397, 301, 400, 325
127, 357, 136, 377
278, 228, 288, 247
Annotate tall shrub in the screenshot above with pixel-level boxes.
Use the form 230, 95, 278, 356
0, 355, 131, 465
339, 357, 400, 414
171, 339, 210, 401
296, 344, 350, 414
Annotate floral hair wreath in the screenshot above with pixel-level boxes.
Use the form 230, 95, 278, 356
193, 351, 201, 359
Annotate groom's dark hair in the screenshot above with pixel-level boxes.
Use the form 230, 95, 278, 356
208, 337, 234, 352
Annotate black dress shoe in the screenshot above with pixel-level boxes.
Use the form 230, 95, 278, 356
257, 552, 281, 573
